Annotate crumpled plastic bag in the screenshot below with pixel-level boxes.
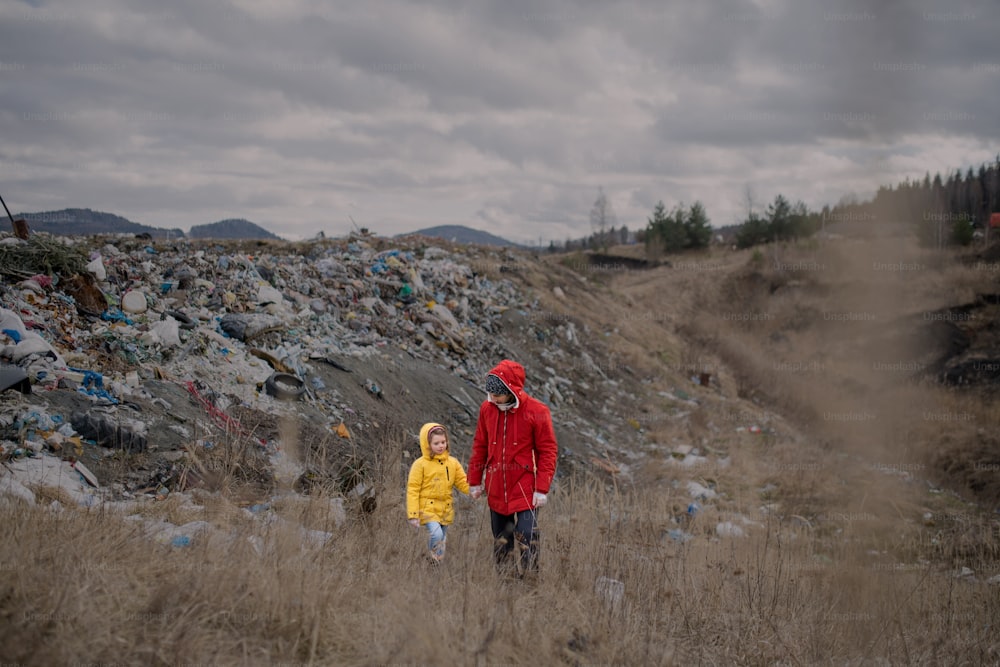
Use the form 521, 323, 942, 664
87, 255, 107, 281
219, 312, 284, 341
0, 307, 62, 363
148, 318, 182, 347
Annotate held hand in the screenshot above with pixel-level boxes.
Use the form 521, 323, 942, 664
408, 518, 420, 528
469, 485, 483, 500
532, 492, 547, 508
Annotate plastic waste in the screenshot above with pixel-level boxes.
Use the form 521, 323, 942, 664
364, 379, 383, 399
667, 529, 693, 542
594, 576, 624, 607
121, 290, 148, 314
716, 522, 746, 537
0, 365, 31, 394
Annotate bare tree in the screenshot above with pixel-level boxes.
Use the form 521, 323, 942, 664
590, 186, 617, 251
743, 183, 757, 220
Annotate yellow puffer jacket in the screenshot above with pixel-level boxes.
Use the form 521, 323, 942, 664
406, 422, 470, 526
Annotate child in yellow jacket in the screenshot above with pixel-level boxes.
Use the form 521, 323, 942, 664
407, 422, 470, 563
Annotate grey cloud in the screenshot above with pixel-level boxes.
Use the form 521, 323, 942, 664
0, 0, 997, 242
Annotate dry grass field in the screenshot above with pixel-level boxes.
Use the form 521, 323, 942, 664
2, 231, 999, 666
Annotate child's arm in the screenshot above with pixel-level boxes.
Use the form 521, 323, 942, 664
406, 460, 422, 521
453, 458, 471, 495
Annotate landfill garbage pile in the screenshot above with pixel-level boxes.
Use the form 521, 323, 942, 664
0, 231, 671, 515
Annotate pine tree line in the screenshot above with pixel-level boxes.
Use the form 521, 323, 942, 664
553, 159, 1000, 254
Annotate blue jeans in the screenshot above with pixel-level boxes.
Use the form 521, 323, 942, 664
426, 521, 447, 559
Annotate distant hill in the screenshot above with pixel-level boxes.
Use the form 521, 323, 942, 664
188, 218, 281, 240
17, 208, 184, 239
12, 209, 280, 240
399, 224, 522, 247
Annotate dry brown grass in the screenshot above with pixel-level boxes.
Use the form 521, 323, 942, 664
2, 462, 998, 666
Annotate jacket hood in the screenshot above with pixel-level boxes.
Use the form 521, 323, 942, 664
419, 422, 448, 459
487, 360, 525, 408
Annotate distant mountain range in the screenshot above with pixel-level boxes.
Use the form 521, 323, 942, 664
19, 208, 185, 239
11, 209, 518, 246
398, 224, 522, 247
14, 209, 278, 240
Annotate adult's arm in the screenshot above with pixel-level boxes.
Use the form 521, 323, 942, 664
532, 405, 558, 494
467, 404, 489, 486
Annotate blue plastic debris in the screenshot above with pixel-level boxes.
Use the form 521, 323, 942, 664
667, 529, 693, 543
65, 369, 105, 389
100, 309, 134, 325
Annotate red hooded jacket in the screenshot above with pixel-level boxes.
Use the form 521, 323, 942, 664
467, 360, 559, 515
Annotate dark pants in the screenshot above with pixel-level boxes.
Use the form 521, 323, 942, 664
490, 509, 539, 574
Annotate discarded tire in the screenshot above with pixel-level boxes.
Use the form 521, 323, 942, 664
264, 372, 306, 400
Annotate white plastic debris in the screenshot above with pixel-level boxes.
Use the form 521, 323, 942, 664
687, 481, 717, 500
87, 255, 107, 281
149, 318, 182, 347
0, 473, 37, 505
122, 290, 148, 314
594, 576, 624, 608
716, 521, 746, 537
3, 454, 100, 506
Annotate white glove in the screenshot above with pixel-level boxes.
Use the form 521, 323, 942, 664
408, 518, 419, 528
469, 485, 483, 499
532, 492, 547, 508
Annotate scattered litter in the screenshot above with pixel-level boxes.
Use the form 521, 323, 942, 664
594, 576, 624, 608
364, 379, 383, 399
716, 521, 746, 537
687, 480, 717, 500
73, 461, 100, 488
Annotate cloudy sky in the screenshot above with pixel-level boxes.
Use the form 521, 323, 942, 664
1, 0, 997, 243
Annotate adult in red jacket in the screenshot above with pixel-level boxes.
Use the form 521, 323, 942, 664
468, 359, 558, 574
